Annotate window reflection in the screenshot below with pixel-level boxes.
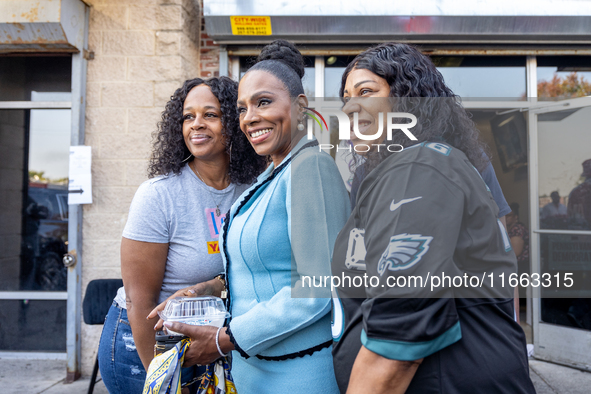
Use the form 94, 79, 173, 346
538, 106, 591, 231
23, 106, 70, 291
324, 56, 355, 98
540, 234, 591, 330
0, 105, 70, 292
432, 56, 527, 99
323, 55, 527, 99
537, 56, 591, 101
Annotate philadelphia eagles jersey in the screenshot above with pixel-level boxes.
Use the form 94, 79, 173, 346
330, 142, 534, 393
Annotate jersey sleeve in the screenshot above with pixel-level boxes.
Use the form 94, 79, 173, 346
122, 180, 170, 243
357, 162, 465, 361
480, 161, 511, 218
227, 152, 351, 356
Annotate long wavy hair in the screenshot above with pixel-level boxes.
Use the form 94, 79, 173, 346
340, 43, 490, 172
148, 77, 267, 183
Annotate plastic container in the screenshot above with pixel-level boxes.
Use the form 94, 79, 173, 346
158, 296, 230, 335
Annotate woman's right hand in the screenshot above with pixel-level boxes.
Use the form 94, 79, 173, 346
147, 277, 224, 331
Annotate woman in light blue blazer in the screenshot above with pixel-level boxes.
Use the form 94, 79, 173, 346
164, 40, 350, 392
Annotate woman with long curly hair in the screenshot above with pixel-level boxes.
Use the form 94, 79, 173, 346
97, 76, 266, 394
330, 43, 535, 393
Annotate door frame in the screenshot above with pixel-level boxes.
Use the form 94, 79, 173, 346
0, 1, 89, 381
0, 101, 72, 362
528, 95, 591, 371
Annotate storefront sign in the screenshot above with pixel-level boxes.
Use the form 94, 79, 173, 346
230, 16, 272, 35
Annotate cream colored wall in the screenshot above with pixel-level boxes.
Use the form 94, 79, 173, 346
81, 0, 200, 375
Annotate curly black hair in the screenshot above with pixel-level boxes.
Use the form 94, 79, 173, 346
340, 43, 490, 172
148, 77, 267, 183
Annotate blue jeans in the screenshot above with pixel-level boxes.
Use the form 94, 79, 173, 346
98, 302, 201, 394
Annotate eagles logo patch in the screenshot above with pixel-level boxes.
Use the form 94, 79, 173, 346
377, 233, 433, 276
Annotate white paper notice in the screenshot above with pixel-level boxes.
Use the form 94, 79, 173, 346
68, 146, 92, 204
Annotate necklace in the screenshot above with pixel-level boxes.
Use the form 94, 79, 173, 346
191, 162, 228, 217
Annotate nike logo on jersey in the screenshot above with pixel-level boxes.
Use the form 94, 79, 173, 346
390, 196, 422, 212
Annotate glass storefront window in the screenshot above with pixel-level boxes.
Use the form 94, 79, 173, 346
431, 56, 527, 99
324, 56, 356, 98
538, 106, 591, 231
0, 107, 70, 292
323, 55, 527, 99
239, 56, 316, 97
537, 104, 591, 330
537, 56, 591, 101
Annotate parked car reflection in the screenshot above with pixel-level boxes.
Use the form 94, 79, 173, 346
21, 183, 68, 291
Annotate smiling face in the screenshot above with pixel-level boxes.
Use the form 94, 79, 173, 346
182, 85, 227, 162
237, 70, 305, 167
342, 68, 392, 151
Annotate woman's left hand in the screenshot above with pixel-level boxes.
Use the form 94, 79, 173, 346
163, 322, 221, 367
148, 278, 224, 331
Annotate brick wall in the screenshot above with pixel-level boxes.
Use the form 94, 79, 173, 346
199, 15, 220, 78
81, 0, 201, 375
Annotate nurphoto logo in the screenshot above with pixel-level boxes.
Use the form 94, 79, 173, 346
303, 99, 418, 153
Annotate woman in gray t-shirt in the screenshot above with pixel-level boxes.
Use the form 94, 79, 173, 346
97, 77, 266, 394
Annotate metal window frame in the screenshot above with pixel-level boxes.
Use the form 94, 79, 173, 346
0, 352, 67, 361
0, 102, 72, 109
0, 292, 69, 300
0, 101, 72, 358
527, 95, 591, 370
65, 0, 89, 381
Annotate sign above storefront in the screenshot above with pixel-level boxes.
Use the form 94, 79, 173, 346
230, 16, 272, 35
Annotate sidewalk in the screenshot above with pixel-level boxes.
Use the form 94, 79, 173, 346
1, 356, 591, 394
0, 358, 107, 394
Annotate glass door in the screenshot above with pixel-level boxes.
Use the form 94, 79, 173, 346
0, 56, 72, 356
529, 96, 591, 370
0, 105, 71, 353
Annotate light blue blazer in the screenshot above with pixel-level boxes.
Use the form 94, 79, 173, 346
222, 136, 351, 358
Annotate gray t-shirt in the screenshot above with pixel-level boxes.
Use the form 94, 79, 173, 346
114, 164, 250, 307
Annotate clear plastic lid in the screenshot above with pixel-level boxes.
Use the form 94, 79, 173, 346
158, 296, 230, 330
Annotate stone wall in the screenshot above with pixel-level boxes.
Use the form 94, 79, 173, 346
81, 0, 201, 375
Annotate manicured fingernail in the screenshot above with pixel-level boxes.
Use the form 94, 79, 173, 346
189, 290, 195, 294
164, 321, 172, 327
154, 324, 158, 329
